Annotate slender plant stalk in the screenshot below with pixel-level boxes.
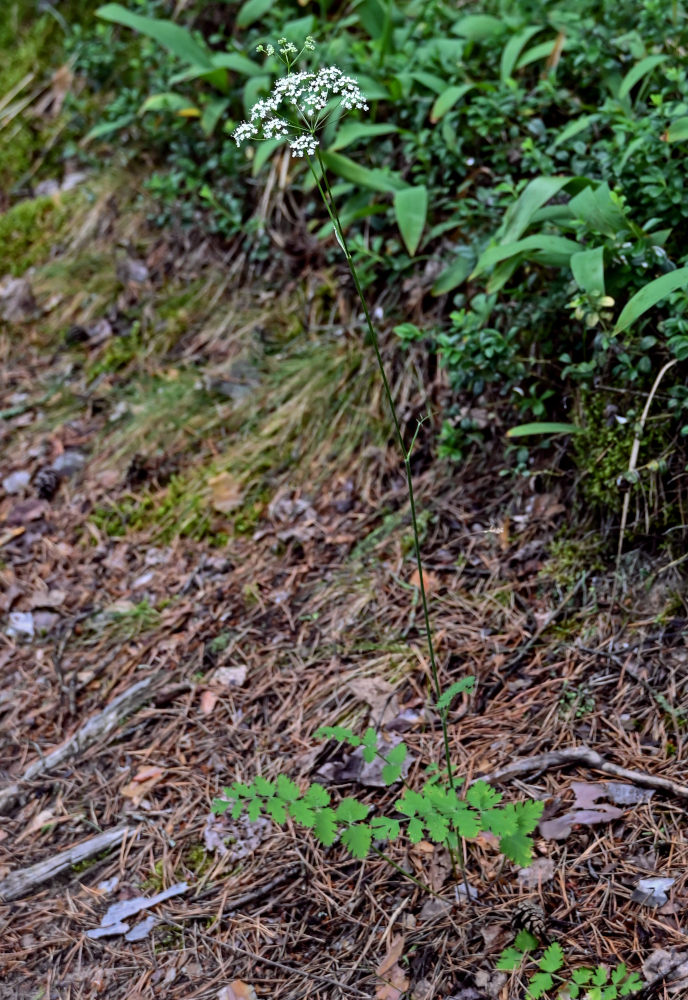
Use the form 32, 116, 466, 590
312, 149, 468, 883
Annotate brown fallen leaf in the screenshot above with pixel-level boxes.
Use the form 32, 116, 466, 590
218, 983, 258, 1000
200, 689, 218, 715
376, 934, 409, 1000
209, 472, 243, 514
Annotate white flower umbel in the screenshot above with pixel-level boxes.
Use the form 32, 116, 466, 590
232, 64, 368, 159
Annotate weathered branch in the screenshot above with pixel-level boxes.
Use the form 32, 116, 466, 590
476, 745, 688, 799
0, 676, 158, 814
0, 826, 130, 901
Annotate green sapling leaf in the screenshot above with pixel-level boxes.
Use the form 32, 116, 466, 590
253, 775, 275, 796
466, 780, 503, 810
385, 742, 407, 765
265, 797, 287, 823
407, 817, 424, 843
370, 816, 401, 840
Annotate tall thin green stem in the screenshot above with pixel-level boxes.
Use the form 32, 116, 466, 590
311, 149, 461, 848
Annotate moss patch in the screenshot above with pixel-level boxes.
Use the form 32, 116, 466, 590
0, 194, 74, 276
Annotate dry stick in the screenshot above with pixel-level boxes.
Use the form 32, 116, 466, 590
475, 745, 688, 799
0, 675, 159, 815
0, 826, 130, 902
611, 358, 678, 620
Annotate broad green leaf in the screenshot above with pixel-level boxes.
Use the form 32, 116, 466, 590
313, 808, 338, 845
335, 797, 370, 823
473, 235, 581, 279
539, 942, 565, 973
139, 92, 197, 114
516, 38, 568, 70
408, 70, 447, 94
571, 246, 606, 296
96, 4, 213, 67
450, 806, 481, 839
569, 182, 629, 238
572, 969, 594, 985
430, 83, 473, 122
614, 267, 688, 333
618, 54, 668, 100
394, 186, 427, 255
550, 113, 599, 149
437, 676, 476, 710
209, 51, 264, 77
665, 116, 688, 142
497, 947, 524, 971
507, 422, 580, 437
432, 249, 475, 295
84, 113, 136, 141
200, 97, 230, 135
247, 797, 262, 821
330, 122, 398, 151
500, 26, 543, 81
341, 823, 373, 859
499, 831, 533, 867
452, 14, 506, 41
499, 175, 573, 244
252, 138, 284, 174
320, 151, 407, 193
236, 0, 273, 28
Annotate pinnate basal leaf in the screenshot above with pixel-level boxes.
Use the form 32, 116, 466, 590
313, 808, 338, 845
436, 676, 475, 711
407, 817, 424, 843
335, 797, 370, 823
526, 972, 554, 999
381, 762, 403, 785
253, 775, 275, 796
265, 797, 287, 823
315, 725, 361, 746
341, 823, 373, 859
539, 942, 564, 973
247, 797, 262, 822
288, 799, 316, 827
304, 783, 330, 808
424, 812, 450, 843
370, 816, 401, 841
515, 930, 538, 951
497, 947, 524, 971
498, 829, 535, 867
466, 780, 503, 811
277, 774, 300, 801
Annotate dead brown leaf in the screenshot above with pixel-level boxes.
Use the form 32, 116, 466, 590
209, 472, 243, 514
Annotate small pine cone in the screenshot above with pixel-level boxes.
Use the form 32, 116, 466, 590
511, 899, 548, 942
34, 467, 61, 501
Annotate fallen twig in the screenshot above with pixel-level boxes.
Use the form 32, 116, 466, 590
0, 676, 159, 814
476, 745, 688, 799
0, 826, 130, 901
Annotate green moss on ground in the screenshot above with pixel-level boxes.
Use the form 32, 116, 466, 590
0, 194, 74, 275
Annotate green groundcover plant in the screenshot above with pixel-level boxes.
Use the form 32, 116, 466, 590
75, 0, 688, 520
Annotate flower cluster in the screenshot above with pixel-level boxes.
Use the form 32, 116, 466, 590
233, 65, 368, 158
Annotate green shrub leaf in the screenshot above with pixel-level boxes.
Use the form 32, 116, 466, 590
394, 186, 428, 256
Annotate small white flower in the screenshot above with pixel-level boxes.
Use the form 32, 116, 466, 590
232, 63, 368, 159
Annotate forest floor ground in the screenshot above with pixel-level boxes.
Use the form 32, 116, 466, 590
1, 170, 688, 1000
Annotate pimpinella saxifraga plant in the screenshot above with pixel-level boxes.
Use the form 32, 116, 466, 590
213, 39, 544, 886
